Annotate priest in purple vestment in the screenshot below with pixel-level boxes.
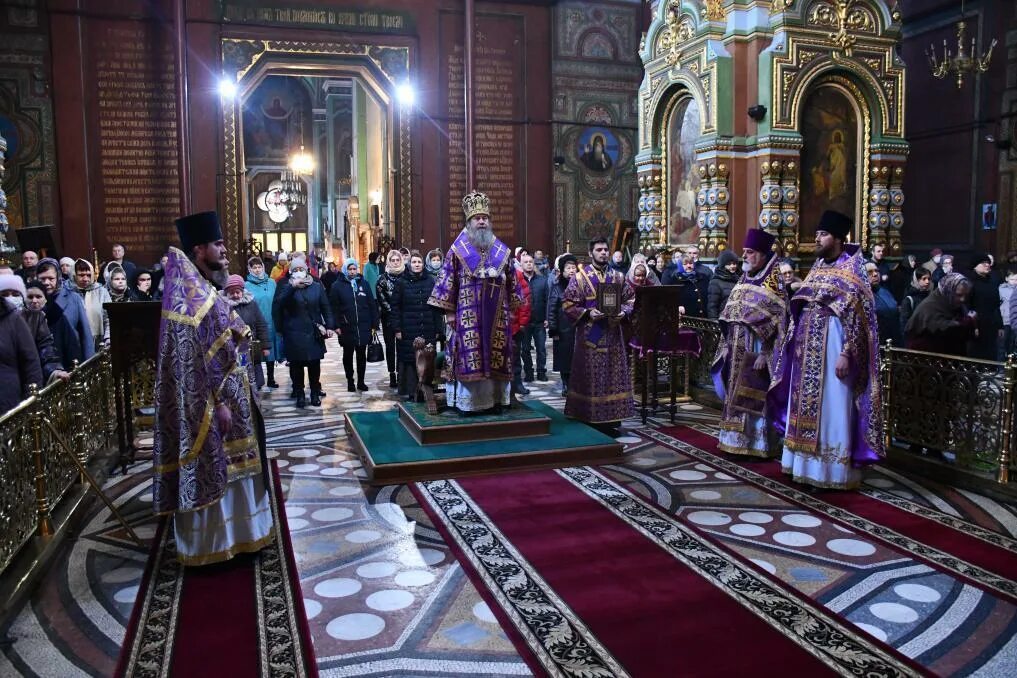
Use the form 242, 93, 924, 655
153, 213, 274, 565
769, 210, 883, 490
428, 191, 521, 413
563, 237, 635, 431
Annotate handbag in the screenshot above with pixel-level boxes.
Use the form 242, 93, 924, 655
366, 330, 385, 363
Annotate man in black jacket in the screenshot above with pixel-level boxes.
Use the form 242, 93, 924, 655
519, 252, 549, 381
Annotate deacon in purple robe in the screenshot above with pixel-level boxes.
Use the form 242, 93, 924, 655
563, 237, 635, 430
428, 190, 521, 413
711, 228, 789, 458
769, 210, 883, 490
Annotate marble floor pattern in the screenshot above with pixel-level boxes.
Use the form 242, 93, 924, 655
2, 342, 1016, 677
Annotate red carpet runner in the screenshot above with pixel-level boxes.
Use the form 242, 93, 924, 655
413, 468, 918, 677
115, 463, 317, 677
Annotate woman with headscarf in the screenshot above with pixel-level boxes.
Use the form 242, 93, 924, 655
904, 272, 977, 357
0, 275, 64, 383
425, 248, 444, 277
220, 275, 271, 390
245, 256, 280, 389
547, 254, 578, 397
375, 249, 405, 388
330, 257, 380, 392
71, 258, 111, 350
272, 255, 334, 408
665, 254, 705, 316
104, 263, 131, 303
626, 255, 659, 288
392, 252, 442, 399
707, 250, 739, 319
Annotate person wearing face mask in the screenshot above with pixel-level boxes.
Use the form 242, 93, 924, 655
866, 262, 902, 347
33, 259, 93, 368
0, 273, 65, 384
711, 229, 788, 459
392, 252, 442, 399
922, 248, 943, 275
646, 255, 661, 280
0, 274, 43, 414
245, 257, 280, 389
425, 248, 444, 277
273, 255, 334, 408
547, 254, 578, 397
330, 258, 380, 393
375, 249, 405, 389
707, 250, 740, 319
770, 211, 883, 490
932, 254, 953, 287
220, 275, 271, 390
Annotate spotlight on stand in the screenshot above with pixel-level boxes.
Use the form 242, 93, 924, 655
748, 105, 767, 122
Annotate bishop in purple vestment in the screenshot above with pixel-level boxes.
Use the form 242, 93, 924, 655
428, 191, 521, 412
563, 237, 636, 428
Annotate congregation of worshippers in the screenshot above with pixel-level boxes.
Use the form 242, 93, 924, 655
1, 195, 1009, 492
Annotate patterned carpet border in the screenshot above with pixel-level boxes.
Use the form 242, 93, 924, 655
413, 479, 630, 678
116, 464, 314, 678
645, 426, 1017, 601
556, 467, 917, 678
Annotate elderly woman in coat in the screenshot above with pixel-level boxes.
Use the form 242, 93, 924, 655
272, 255, 334, 408
221, 275, 271, 390
392, 252, 442, 399
245, 256, 280, 389
375, 249, 405, 388
330, 257, 380, 393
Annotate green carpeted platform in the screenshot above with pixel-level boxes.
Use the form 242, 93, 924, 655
345, 401, 624, 484
398, 399, 551, 444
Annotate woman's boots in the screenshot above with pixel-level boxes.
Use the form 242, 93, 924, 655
389, 371, 397, 388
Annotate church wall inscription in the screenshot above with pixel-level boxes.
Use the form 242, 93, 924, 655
89, 20, 180, 259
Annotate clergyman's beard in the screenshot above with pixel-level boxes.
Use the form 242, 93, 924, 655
467, 223, 495, 250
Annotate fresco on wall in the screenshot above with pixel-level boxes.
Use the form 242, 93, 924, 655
577, 126, 618, 173
242, 76, 311, 164
800, 86, 859, 240
666, 98, 700, 245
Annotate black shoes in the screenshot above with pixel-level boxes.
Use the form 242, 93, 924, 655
310, 392, 322, 407
389, 372, 397, 388
537, 373, 548, 382
296, 394, 306, 409
347, 379, 356, 392
524, 374, 534, 383
513, 381, 530, 395
357, 382, 369, 392
267, 380, 279, 389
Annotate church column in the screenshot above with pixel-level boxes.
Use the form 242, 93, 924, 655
696, 162, 730, 256
779, 161, 800, 257
637, 161, 663, 248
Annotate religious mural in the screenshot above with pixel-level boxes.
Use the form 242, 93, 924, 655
242, 75, 312, 164
800, 86, 859, 240
666, 97, 701, 245
577, 127, 618, 173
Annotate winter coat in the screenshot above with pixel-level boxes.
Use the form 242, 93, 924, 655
245, 273, 279, 361
523, 271, 548, 325
873, 285, 903, 347
511, 269, 532, 337
363, 261, 381, 292
707, 254, 739, 319
69, 280, 111, 349
320, 269, 340, 294
48, 287, 95, 364
905, 291, 977, 356
969, 272, 1003, 333
221, 290, 270, 364
663, 275, 705, 317
376, 271, 403, 328
330, 274, 380, 348
899, 286, 930, 332
0, 300, 43, 414
272, 280, 334, 362
391, 270, 442, 365
21, 309, 63, 381
547, 277, 576, 374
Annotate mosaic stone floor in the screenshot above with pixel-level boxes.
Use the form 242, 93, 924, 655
2, 342, 1016, 677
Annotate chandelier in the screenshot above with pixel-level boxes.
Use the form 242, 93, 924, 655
288, 144, 315, 175
926, 1, 997, 89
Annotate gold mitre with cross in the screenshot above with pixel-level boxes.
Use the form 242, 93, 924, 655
462, 190, 490, 221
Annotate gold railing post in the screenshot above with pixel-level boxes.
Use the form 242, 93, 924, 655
881, 339, 893, 451
70, 359, 90, 483
28, 384, 53, 537
998, 353, 1016, 483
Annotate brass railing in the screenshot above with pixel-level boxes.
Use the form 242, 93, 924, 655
0, 350, 118, 576
677, 316, 723, 394
880, 343, 1015, 483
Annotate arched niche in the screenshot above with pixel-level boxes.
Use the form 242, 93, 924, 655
797, 78, 867, 247
657, 88, 703, 247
